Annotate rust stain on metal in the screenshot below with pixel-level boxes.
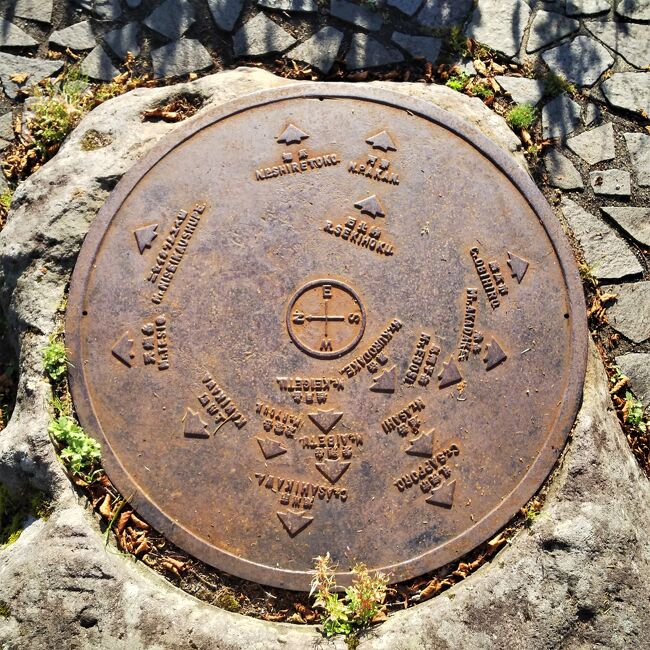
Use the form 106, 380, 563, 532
66, 85, 588, 591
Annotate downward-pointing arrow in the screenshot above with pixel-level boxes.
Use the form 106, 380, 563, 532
315, 459, 350, 484
277, 510, 313, 537
308, 409, 344, 434
257, 437, 287, 460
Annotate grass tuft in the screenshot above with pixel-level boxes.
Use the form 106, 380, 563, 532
506, 103, 538, 130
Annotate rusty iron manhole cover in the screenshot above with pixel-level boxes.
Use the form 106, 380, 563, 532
67, 85, 588, 591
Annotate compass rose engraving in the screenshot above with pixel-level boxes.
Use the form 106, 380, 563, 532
286, 279, 365, 359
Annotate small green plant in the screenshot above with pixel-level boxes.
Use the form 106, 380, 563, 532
578, 261, 598, 288
447, 25, 469, 56
543, 72, 576, 98
0, 483, 50, 549
506, 103, 538, 130
310, 553, 389, 639
446, 72, 470, 92
43, 336, 67, 383
624, 392, 647, 432
48, 415, 101, 478
0, 188, 12, 229
471, 82, 494, 99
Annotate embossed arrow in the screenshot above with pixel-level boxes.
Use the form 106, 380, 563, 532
277, 510, 313, 537
426, 480, 456, 508
315, 459, 350, 484
257, 437, 287, 459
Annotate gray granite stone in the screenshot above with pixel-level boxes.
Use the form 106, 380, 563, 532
587, 21, 649, 69
416, 0, 472, 29
542, 35, 614, 87
602, 281, 650, 343
527, 10, 579, 53
151, 39, 213, 79
49, 21, 96, 51
566, 122, 615, 165
259, 0, 317, 9
561, 197, 643, 280
542, 94, 581, 139
391, 32, 441, 62
494, 76, 545, 105
616, 0, 650, 19
330, 0, 382, 31
624, 132, 650, 187
583, 102, 601, 126
287, 26, 343, 73
601, 72, 650, 116
12, 0, 53, 24
0, 53, 62, 99
93, 0, 122, 20
207, 0, 245, 32
144, 0, 195, 40
601, 206, 650, 246
544, 150, 584, 189
465, 0, 530, 58
233, 13, 297, 57
387, 0, 424, 17
566, 0, 611, 15
345, 33, 404, 69
590, 169, 631, 196
615, 353, 650, 409
80, 45, 119, 82
0, 112, 13, 141
103, 22, 140, 60
0, 19, 38, 47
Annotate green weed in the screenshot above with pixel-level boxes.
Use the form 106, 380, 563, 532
624, 392, 647, 432
506, 103, 538, 130
311, 553, 389, 638
48, 415, 101, 478
544, 72, 576, 98
471, 82, 494, 99
447, 25, 469, 56
43, 336, 67, 383
446, 72, 470, 92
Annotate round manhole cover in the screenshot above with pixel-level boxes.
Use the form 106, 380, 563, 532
67, 85, 587, 591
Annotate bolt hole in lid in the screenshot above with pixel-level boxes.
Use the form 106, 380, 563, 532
66, 85, 587, 590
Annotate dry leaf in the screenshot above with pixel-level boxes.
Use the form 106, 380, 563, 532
99, 493, 112, 519
130, 513, 150, 529
9, 73, 29, 84
473, 59, 488, 76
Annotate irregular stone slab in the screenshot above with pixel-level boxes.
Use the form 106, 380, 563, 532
0, 18, 38, 47
616, 0, 650, 19
542, 35, 614, 87
330, 0, 382, 31
151, 39, 213, 79
0, 53, 62, 99
587, 21, 650, 70
391, 32, 441, 62
590, 169, 631, 196
93, 0, 122, 20
494, 76, 544, 105
13, 0, 53, 23
103, 22, 140, 60
207, 0, 245, 32
566, 122, 615, 165
561, 197, 642, 280
233, 13, 297, 57
258, 0, 317, 10
544, 150, 584, 189
602, 282, 650, 343
526, 10, 579, 53
566, 0, 611, 14
144, 0, 195, 40
80, 45, 118, 82
583, 102, 601, 126
387, 0, 424, 17
601, 72, 650, 116
601, 206, 650, 246
49, 20, 96, 51
287, 26, 343, 73
542, 94, 581, 139
0, 111, 13, 141
465, 0, 530, 58
416, 0, 472, 29
615, 353, 650, 409
624, 132, 650, 187
345, 33, 404, 69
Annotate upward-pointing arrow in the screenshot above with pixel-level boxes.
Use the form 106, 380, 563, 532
277, 123, 309, 144
354, 195, 385, 219
370, 366, 396, 393
484, 338, 507, 371
406, 429, 434, 457
507, 251, 529, 284
438, 358, 463, 389
308, 409, 344, 434
134, 224, 158, 254
426, 480, 456, 508
366, 130, 397, 152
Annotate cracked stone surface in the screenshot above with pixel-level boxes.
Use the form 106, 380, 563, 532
258, 0, 318, 11
542, 94, 582, 139
0, 18, 38, 48
103, 22, 141, 60
391, 32, 441, 62
545, 150, 584, 189
330, 0, 383, 31
561, 197, 643, 280
49, 20, 96, 51
387, 0, 424, 17
233, 13, 297, 57
526, 10, 579, 53
151, 39, 214, 79
207, 0, 245, 32
12, 0, 53, 23
80, 44, 119, 81
416, 0, 472, 29
601, 72, 650, 116
624, 132, 650, 187
144, 0, 196, 40
602, 281, 650, 343
616, 0, 650, 19
345, 33, 404, 69
465, 0, 531, 58
0, 52, 62, 99
541, 35, 614, 87
494, 76, 545, 105
615, 353, 650, 409
600, 206, 650, 247
287, 26, 343, 73
566, 0, 611, 15
587, 21, 650, 70
566, 122, 615, 165
590, 169, 631, 197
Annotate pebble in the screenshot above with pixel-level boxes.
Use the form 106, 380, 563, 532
151, 39, 213, 79
590, 169, 631, 197
624, 133, 649, 187
0, 19, 38, 48
391, 32, 441, 63
49, 21, 96, 51
233, 13, 297, 57
541, 35, 613, 87
587, 21, 649, 70
287, 27, 343, 73
416, 0, 472, 29
207, 0, 245, 32
103, 22, 140, 60
544, 150, 584, 190
144, 0, 196, 40
526, 10, 579, 53
345, 33, 403, 70
80, 44, 119, 82
330, 0, 383, 31
602, 282, 650, 343
601, 207, 650, 247
465, 0, 530, 58
615, 353, 650, 409
566, 122, 615, 165
0, 52, 62, 99
494, 76, 545, 106
542, 94, 581, 140
601, 72, 650, 116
